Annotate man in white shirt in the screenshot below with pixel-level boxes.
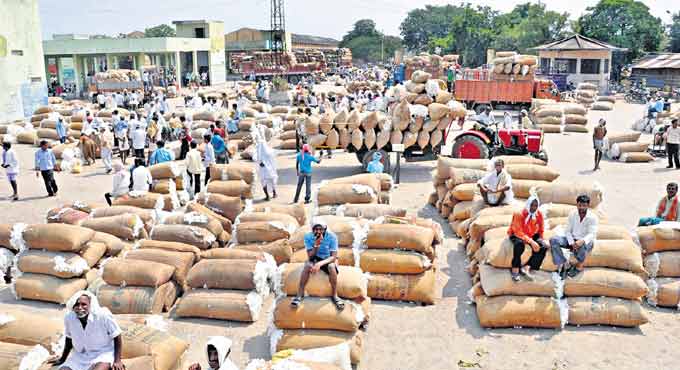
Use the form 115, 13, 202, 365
115, 92, 124, 108
1, 142, 19, 201
104, 161, 130, 205
477, 158, 513, 206
665, 119, 680, 169
96, 93, 106, 109
131, 125, 147, 161
549, 194, 599, 279
202, 134, 216, 186
131, 158, 152, 192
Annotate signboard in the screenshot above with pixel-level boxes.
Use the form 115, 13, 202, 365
21, 81, 48, 118
392, 144, 405, 152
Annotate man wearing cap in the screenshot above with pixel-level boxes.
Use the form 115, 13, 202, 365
290, 219, 344, 310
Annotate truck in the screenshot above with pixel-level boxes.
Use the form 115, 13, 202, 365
454, 75, 560, 113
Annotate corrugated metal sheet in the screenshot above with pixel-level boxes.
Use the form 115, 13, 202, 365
632, 54, 680, 70
532, 34, 625, 51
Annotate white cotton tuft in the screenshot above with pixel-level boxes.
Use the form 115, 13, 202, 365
18, 345, 50, 370
556, 298, 568, 329
246, 291, 263, 321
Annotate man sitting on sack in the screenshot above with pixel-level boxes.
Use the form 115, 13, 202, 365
639, 182, 680, 226
290, 218, 344, 310
549, 194, 599, 279
477, 158, 514, 206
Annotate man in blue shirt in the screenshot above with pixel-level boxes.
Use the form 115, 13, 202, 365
55, 117, 68, 144
211, 132, 228, 164
293, 144, 321, 204
34, 140, 58, 196
148, 140, 174, 166
290, 219, 344, 310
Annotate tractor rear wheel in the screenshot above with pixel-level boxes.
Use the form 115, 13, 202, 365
452, 135, 490, 159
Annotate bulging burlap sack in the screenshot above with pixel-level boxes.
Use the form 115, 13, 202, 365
136, 239, 201, 262
124, 248, 194, 286
207, 180, 253, 199
16, 245, 104, 278
273, 329, 364, 365
92, 231, 128, 257
479, 264, 556, 297
367, 269, 436, 304
366, 224, 435, 258
174, 288, 262, 322
208, 163, 255, 184
451, 183, 476, 201
186, 259, 268, 294
437, 158, 488, 179
119, 322, 189, 370
0, 342, 51, 370
149, 162, 180, 179
103, 258, 174, 287
253, 204, 306, 226
580, 240, 645, 274
359, 249, 431, 274
13, 273, 88, 304
506, 164, 559, 182
648, 277, 680, 307
564, 268, 648, 300
317, 184, 376, 206
97, 282, 177, 314
112, 192, 169, 211
475, 295, 562, 328
201, 248, 267, 261
234, 221, 293, 244
237, 212, 299, 228
449, 168, 486, 188
566, 296, 648, 327
535, 182, 604, 207
481, 238, 558, 272
274, 297, 363, 332
151, 224, 216, 250
234, 240, 293, 265
91, 205, 154, 224
46, 207, 89, 225
645, 251, 680, 278
636, 226, 680, 254
620, 152, 654, 163
0, 308, 63, 350
196, 193, 243, 222
337, 204, 406, 219
23, 224, 94, 252
161, 213, 223, 240
187, 202, 233, 232
82, 214, 147, 241
278, 263, 367, 299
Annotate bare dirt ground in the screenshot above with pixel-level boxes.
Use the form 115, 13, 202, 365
1, 100, 678, 370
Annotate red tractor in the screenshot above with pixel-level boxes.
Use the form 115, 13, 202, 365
450, 121, 548, 162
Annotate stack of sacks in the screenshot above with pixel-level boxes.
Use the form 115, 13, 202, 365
159, 211, 230, 247
362, 221, 439, 304
532, 103, 588, 134
492, 52, 537, 79
605, 132, 653, 163
403, 53, 459, 80
0, 224, 18, 283
230, 211, 298, 261
117, 321, 189, 370
560, 103, 589, 133
575, 82, 598, 108
29, 106, 52, 130
592, 95, 615, 111
273, 263, 369, 366
207, 163, 257, 199
149, 222, 218, 250
113, 190, 179, 212
81, 212, 149, 243
0, 308, 63, 367
46, 206, 91, 225
89, 205, 156, 235
316, 174, 395, 216
277, 118, 299, 150
639, 226, 680, 308
98, 256, 179, 314
174, 252, 273, 322
11, 224, 104, 304
149, 162, 189, 205
471, 222, 649, 328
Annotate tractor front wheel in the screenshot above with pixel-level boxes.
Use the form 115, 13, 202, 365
452, 135, 490, 159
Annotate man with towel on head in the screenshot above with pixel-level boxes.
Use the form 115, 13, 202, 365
477, 158, 514, 206
49, 291, 124, 370
188, 337, 238, 370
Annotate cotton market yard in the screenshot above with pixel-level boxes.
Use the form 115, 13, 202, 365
1, 97, 679, 370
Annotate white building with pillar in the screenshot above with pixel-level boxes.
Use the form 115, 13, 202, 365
42, 20, 225, 97
532, 34, 626, 92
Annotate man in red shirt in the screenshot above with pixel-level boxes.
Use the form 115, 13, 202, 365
507, 195, 547, 281
211, 122, 226, 139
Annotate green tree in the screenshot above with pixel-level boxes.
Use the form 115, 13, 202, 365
576, 0, 663, 59
340, 20, 402, 63
400, 5, 458, 52
144, 24, 176, 38
670, 12, 680, 52
492, 3, 569, 53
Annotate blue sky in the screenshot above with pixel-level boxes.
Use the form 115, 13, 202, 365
39, 0, 676, 40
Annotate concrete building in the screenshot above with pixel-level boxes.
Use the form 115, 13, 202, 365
224, 27, 339, 51
0, 0, 47, 122
42, 20, 225, 96
291, 34, 339, 50
532, 34, 626, 91
631, 53, 680, 89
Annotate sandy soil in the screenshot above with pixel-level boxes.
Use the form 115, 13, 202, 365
1, 100, 678, 370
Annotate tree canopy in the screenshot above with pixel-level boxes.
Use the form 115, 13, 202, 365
144, 24, 176, 38
575, 0, 663, 59
340, 19, 402, 64
669, 11, 680, 53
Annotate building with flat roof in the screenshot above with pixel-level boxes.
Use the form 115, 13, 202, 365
42, 20, 225, 96
0, 0, 47, 122
532, 34, 626, 91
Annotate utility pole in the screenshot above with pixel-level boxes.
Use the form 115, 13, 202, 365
270, 0, 286, 66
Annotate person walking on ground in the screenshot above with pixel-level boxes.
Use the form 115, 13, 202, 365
79, 135, 97, 166
186, 141, 204, 196
1, 142, 19, 201
117, 127, 130, 165
104, 161, 130, 206
130, 157, 153, 192
549, 195, 598, 279
638, 182, 680, 226
592, 119, 607, 171
131, 124, 146, 161
290, 219, 344, 310
56, 116, 68, 144
99, 128, 114, 173
48, 291, 124, 370
202, 134, 216, 186
665, 119, 680, 169
507, 194, 547, 282
34, 140, 58, 197
148, 140, 174, 166
255, 136, 278, 201
293, 144, 321, 204
477, 158, 513, 206
179, 123, 192, 160
211, 131, 228, 164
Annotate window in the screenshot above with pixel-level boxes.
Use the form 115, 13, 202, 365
540, 58, 551, 73
554, 58, 577, 74
604, 59, 610, 74
195, 27, 205, 38
11, 49, 23, 56
581, 59, 600, 74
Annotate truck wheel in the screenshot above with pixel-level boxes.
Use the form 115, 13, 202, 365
362, 149, 391, 174
452, 136, 490, 159
533, 149, 549, 164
